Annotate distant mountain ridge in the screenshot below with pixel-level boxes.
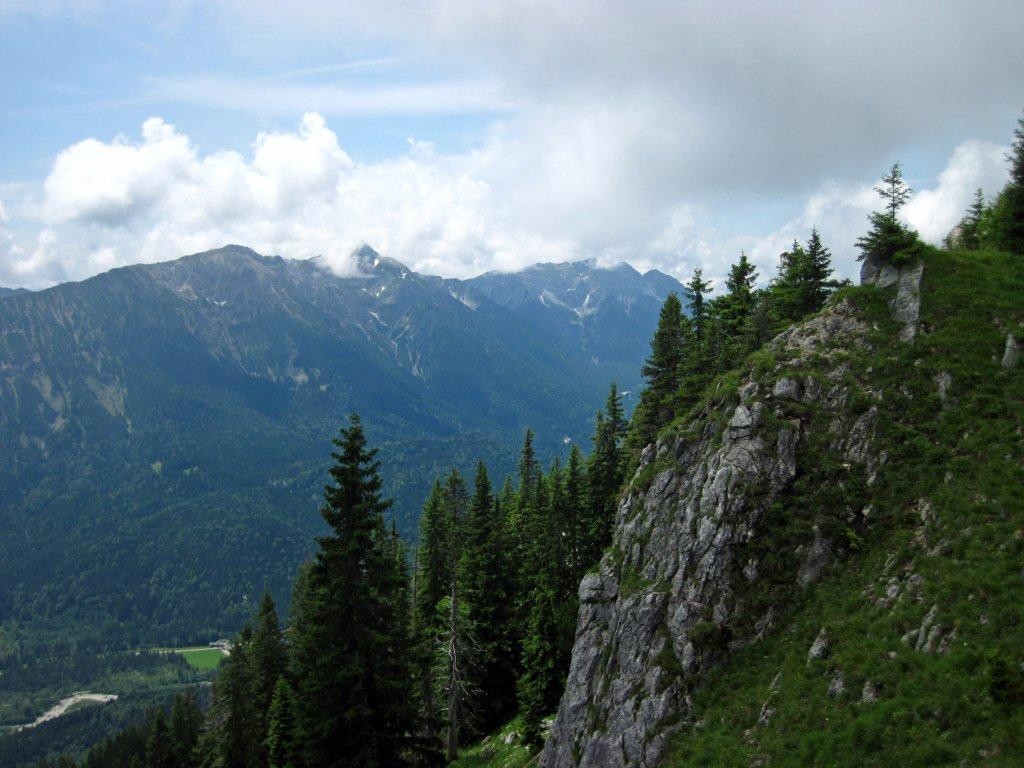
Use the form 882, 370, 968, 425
0, 244, 685, 644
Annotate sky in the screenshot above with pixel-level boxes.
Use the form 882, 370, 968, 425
1, 1, 1023, 291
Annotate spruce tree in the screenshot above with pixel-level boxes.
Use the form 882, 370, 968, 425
585, 385, 624, 570
266, 678, 298, 768
803, 228, 835, 314
516, 467, 564, 748
168, 688, 202, 768
459, 461, 515, 730
958, 188, 986, 250
199, 625, 259, 768
631, 293, 685, 448
772, 239, 807, 322
414, 479, 450, 632
289, 413, 417, 768
248, 593, 287, 765
564, 444, 588, 581
685, 268, 712, 343
856, 162, 923, 266
721, 252, 758, 334
989, 115, 1024, 254
146, 708, 175, 768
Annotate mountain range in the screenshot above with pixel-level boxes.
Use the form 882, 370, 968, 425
0, 244, 683, 644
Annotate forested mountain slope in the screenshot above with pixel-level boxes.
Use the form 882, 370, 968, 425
539, 247, 1023, 766
0, 245, 681, 647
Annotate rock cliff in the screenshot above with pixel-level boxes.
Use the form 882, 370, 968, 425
542, 258, 923, 767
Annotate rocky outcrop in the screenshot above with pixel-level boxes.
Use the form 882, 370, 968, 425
1003, 333, 1020, 369
541, 297, 885, 768
860, 254, 924, 342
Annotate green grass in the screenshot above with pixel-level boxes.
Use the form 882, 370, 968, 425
449, 719, 538, 768
154, 646, 226, 671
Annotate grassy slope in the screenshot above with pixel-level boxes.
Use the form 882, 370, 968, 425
667, 247, 1024, 766
455, 248, 1024, 767
451, 719, 538, 768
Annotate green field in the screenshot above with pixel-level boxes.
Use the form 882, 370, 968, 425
153, 646, 226, 671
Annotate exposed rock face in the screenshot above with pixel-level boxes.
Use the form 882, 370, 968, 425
860, 254, 924, 342
1003, 333, 1020, 369
541, 297, 884, 768
807, 628, 830, 662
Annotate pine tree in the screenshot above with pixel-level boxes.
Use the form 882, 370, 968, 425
631, 293, 685, 448
168, 688, 202, 768
856, 162, 923, 266
198, 626, 259, 768
989, 115, 1024, 254
289, 413, 417, 768
642, 293, 685, 398
685, 268, 712, 344
584, 385, 624, 570
564, 444, 588, 581
146, 708, 175, 768
958, 188, 986, 250
248, 593, 287, 765
265, 678, 298, 768
721, 252, 758, 335
433, 581, 477, 761
772, 239, 807, 322
459, 461, 515, 731
515, 467, 564, 748
803, 229, 835, 314
415, 479, 450, 631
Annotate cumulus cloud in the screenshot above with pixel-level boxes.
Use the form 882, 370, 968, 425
904, 140, 1010, 243
12, 112, 580, 284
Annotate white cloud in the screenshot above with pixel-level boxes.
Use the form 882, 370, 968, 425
0, 114, 1014, 291
904, 140, 1009, 243
12, 112, 577, 284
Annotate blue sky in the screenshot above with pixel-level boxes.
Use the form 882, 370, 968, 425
2, 1, 1023, 289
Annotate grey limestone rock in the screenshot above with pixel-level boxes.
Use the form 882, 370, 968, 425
861, 681, 879, 704
934, 371, 953, 408
807, 628, 829, 662
827, 673, 846, 699
1003, 333, 1020, 369
860, 254, 924, 342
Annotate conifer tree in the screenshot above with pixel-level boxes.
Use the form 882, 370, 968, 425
146, 708, 174, 768
415, 479, 450, 631
248, 593, 287, 764
515, 466, 566, 748
630, 293, 685, 448
685, 268, 712, 343
957, 189, 986, 250
772, 239, 807, 321
199, 625, 259, 768
989, 115, 1024, 254
720, 252, 758, 335
803, 228, 835, 314
168, 688, 202, 768
289, 413, 417, 768
265, 678, 298, 768
856, 161, 923, 266
564, 444, 588, 580
585, 385, 624, 569
459, 461, 515, 730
